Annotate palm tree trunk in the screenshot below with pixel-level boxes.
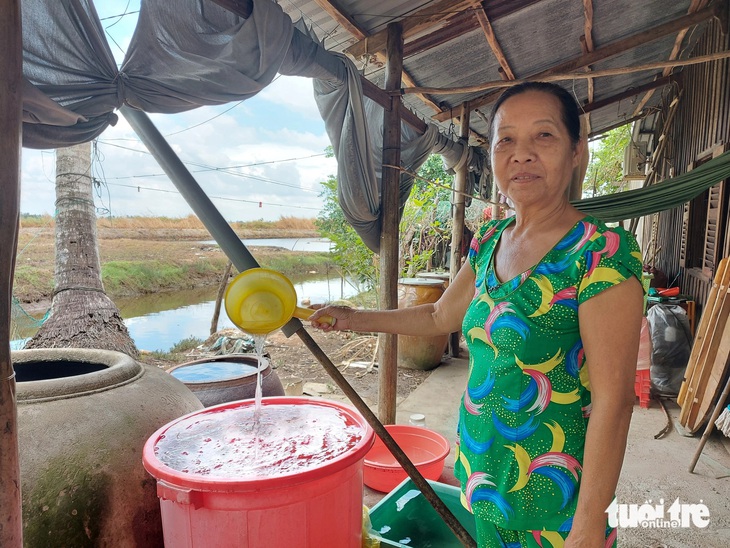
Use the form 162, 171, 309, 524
25, 142, 138, 358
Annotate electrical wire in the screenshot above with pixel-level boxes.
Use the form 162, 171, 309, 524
95, 140, 325, 192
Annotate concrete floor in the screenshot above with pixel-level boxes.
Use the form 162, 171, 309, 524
361, 354, 730, 548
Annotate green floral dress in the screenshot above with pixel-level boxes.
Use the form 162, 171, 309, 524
454, 215, 643, 543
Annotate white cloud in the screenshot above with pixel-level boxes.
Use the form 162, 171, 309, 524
257, 75, 322, 119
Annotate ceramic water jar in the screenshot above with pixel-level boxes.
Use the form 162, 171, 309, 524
14, 348, 203, 547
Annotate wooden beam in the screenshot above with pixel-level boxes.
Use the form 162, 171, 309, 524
378, 22, 403, 426
581, 0, 595, 133
582, 75, 676, 114
403, 0, 549, 58
432, 3, 721, 122
403, 10, 478, 58
0, 0, 24, 545
475, 3, 515, 80
449, 101, 471, 279
312, 0, 365, 39
632, 0, 709, 117
414, 49, 730, 97
312, 0, 444, 126
587, 113, 650, 140
345, 0, 481, 59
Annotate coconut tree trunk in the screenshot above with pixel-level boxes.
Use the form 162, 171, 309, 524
25, 142, 138, 358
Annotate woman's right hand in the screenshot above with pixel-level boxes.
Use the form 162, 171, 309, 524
309, 305, 356, 332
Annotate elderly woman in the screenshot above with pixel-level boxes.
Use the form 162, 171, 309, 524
311, 81, 643, 548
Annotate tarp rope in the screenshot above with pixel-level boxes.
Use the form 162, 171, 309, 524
574, 151, 730, 222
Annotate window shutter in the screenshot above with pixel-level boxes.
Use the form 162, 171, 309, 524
702, 181, 725, 277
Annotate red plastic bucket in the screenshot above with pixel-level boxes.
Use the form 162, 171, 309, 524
143, 397, 374, 547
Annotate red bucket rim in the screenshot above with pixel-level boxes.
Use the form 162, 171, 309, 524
143, 396, 374, 492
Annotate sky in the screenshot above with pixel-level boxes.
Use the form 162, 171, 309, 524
20, 1, 338, 223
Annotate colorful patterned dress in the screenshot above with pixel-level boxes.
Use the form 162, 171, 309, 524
455, 215, 643, 546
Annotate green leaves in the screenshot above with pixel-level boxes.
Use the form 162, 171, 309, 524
584, 126, 632, 197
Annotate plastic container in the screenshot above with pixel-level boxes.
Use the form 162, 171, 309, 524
143, 397, 374, 547
368, 478, 476, 547
397, 278, 449, 370
364, 424, 450, 492
635, 369, 651, 409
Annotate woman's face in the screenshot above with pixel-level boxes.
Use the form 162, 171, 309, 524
490, 90, 583, 211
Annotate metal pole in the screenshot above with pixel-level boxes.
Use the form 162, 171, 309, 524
120, 106, 302, 337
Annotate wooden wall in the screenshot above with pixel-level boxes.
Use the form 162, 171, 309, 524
647, 14, 730, 315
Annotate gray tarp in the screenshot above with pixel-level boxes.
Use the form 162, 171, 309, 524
21, 0, 486, 252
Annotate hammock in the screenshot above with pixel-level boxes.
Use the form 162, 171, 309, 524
574, 151, 730, 222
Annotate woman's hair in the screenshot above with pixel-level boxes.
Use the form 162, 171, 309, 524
490, 82, 582, 146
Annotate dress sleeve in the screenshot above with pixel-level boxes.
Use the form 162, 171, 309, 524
577, 226, 644, 304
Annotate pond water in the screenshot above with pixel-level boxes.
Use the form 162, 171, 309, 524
12, 274, 361, 353
203, 237, 333, 253
121, 274, 358, 352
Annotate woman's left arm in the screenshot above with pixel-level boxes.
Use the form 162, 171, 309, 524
566, 276, 643, 547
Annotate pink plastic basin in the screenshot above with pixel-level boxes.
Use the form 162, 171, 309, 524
364, 424, 450, 492
143, 397, 374, 547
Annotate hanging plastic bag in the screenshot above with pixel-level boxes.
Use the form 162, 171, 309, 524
646, 304, 692, 395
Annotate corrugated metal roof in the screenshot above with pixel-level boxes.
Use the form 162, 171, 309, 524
281, 0, 713, 143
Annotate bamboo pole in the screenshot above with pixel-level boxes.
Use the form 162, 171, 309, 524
377, 22, 403, 425
0, 0, 24, 545
405, 50, 730, 97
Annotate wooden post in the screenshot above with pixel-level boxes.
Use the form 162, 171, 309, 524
450, 102, 471, 274
0, 0, 24, 545
377, 22, 403, 425
448, 103, 471, 356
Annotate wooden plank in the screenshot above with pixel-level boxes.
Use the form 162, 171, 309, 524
474, 7, 515, 80
693, 331, 730, 431
345, 0, 481, 59
378, 22, 403, 425
432, 3, 720, 122
679, 258, 730, 424
312, 0, 365, 39
582, 75, 676, 114
683, 282, 730, 431
678, 257, 729, 405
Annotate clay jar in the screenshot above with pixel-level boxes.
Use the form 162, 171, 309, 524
14, 348, 202, 547
167, 354, 285, 407
397, 278, 449, 370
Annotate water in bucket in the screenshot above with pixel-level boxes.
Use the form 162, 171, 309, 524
154, 401, 364, 479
